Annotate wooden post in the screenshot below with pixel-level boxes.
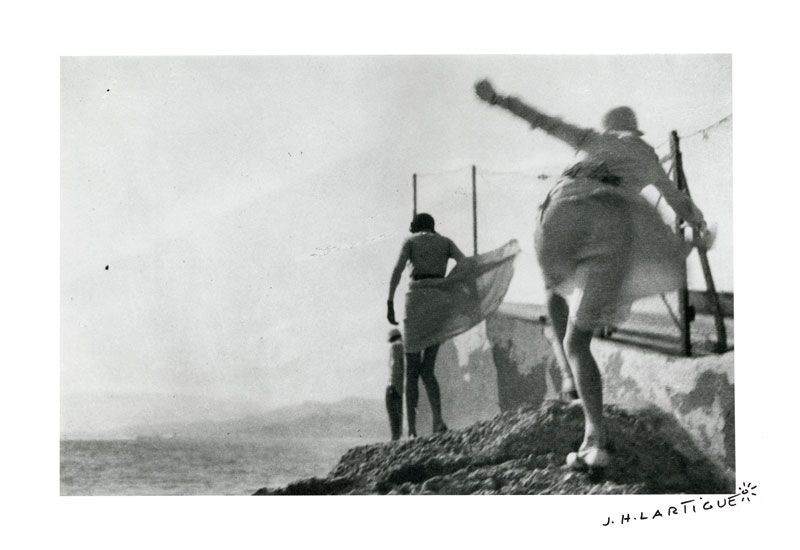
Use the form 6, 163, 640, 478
472, 165, 478, 255
673, 138, 728, 354
412, 173, 417, 217
670, 131, 692, 357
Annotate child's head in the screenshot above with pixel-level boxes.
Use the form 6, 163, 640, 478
388, 328, 402, 343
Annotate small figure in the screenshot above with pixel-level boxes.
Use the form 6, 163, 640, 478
385, 328, 405, 441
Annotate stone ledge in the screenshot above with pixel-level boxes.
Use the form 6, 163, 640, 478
486, 305, 735, 474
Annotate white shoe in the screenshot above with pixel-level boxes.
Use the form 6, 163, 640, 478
566, 447, 611, 470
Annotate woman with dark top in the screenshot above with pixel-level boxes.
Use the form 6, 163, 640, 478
475, 79, 712, 471
388, 213, 519, 437
388, 213, 464, 436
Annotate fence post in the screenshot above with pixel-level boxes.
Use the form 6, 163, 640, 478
412, 173, 417, 217
472, 165, 478, 255
670, 131, 693, 357
672, 136, 728, 354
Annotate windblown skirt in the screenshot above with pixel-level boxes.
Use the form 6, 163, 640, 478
535, 186, 691, 330
403, 240, 521, 353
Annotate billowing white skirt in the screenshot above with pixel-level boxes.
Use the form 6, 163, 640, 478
535, 188, 691, 330
403, 240, 520, 353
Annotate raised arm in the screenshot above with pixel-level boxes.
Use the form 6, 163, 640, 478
475, 79, 596, 150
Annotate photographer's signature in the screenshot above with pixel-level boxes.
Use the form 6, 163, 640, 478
602, 482, 757, 527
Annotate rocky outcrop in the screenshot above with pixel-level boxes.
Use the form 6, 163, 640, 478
253, 400, 733, 495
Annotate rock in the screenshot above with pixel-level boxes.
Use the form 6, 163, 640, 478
253, 400, 733, 495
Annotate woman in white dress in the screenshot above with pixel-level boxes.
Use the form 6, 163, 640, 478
475, 79, 711, 471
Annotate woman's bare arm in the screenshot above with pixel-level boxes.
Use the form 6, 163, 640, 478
644, 155, 706, 225
475, 79, 596, 150
449, 239, 466, 262
388, 239, 410, 301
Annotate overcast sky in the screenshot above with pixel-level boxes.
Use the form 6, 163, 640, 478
60, 55, 732, 434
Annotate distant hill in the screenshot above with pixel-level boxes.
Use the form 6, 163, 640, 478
99, 396, 388, 441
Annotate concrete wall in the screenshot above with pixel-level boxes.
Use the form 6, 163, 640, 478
411, 325, 501, 436
413, 303, 734, 475
484, 304, 735, 472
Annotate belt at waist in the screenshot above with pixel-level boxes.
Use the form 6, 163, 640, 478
412, 274, 445, 281
562, 161, 621, 185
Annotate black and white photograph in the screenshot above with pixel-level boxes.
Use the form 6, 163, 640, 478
60, 54, 734, 497
6, 2, 798, 548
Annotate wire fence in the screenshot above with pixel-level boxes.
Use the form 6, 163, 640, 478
413, 114, 732, 355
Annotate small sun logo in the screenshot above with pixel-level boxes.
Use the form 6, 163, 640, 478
739, 482, 758, 502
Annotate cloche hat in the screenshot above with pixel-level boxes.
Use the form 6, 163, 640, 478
602, 106, 644, 136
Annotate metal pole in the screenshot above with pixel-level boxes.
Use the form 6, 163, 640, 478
472, 165, 478, 255
412, 173, 417, 217
670, 131, 692, 357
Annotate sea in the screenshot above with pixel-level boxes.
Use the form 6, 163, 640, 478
60, 436, 372, 496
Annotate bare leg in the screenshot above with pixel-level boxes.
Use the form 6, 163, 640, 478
546, 291, 577, 400
419, 344, 446, 432
405, 352, 421, 437
563, 321, 606, 451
